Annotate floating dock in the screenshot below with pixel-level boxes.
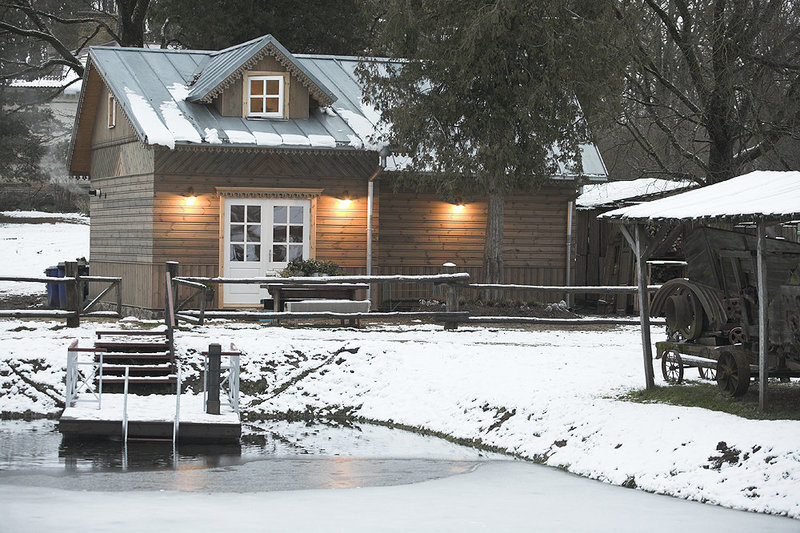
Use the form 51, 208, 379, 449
59, 392, 241, 443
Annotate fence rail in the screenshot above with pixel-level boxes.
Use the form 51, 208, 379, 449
0, 263, 122, 326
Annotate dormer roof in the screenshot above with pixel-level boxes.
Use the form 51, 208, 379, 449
185, 34, 336, 106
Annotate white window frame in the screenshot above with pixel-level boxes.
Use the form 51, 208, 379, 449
107, 93, 116, 128
246, 75, 284, 119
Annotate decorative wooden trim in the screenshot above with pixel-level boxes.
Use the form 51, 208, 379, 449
215, 187, 324, 199
200, 42, 333, 107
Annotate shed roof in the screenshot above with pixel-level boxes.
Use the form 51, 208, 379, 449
71, 36, 608, 178
576, 178, 694, 210
599, 171, 800, 223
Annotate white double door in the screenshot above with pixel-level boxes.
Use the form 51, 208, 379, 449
222, 197, 311, 306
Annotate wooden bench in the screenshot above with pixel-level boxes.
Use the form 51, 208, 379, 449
262, 283, 369, 312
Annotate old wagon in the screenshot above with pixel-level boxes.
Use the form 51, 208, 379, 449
652, 226, 800, 395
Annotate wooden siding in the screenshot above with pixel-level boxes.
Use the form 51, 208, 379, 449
376, 186, 575, 280
213, 56, 310, 119
151, 147, 378, 308
89, 261, 153, 310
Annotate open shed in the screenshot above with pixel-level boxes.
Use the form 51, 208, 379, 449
599, 170, 800, 410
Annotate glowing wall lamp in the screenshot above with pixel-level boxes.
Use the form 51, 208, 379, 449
184, 187, 197, 206
338, 191, 353, 209
452, 203, 466, 213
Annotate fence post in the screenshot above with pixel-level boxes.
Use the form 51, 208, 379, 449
206, 343, 221, 415
165, 261, 179, 323
64, 261, 80, 327
443, 262, 459, 330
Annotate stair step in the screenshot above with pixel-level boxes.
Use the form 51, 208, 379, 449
102, 364, 173, 373
95, 341, 169, 351
99, 376, 177, 384
100, 352, 171, 360
96, 329, 168, 337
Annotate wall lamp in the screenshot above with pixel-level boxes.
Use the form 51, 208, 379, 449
88, 188, 106, 198
184, 186, 197, 206
452, 203, 466, 213
338, 190, 353, 209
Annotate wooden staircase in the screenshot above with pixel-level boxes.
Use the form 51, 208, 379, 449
94, 329, 176, 393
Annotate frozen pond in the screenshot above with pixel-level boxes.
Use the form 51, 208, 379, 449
0, 420, 798, 532
0, 419, 496, 491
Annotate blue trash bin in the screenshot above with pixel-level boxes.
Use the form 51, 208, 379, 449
44, 266, 63, 308
56, 262, 66, 308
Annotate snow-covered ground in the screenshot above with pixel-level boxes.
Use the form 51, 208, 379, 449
0, 210, 89, 296
0, 212, 799, 523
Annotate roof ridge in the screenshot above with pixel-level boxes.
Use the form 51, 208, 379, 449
210, 34, 272, 57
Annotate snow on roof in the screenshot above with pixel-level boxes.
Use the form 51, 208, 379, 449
599, 171, 800, 222
82, 37, 608, 177
577, 178, 694, 209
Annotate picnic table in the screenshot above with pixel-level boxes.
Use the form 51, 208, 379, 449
261, 283, 369, 312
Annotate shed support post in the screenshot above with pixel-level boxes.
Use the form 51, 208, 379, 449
756, 220, 769, 411
631, 225, 655, 389
64, 261, 80, 328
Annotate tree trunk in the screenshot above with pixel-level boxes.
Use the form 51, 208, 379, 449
116, 0, 150, 47
482, 176, 504, 292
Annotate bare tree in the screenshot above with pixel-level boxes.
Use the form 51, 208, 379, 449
613, 0, 800, 184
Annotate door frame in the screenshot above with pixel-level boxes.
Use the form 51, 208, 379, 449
216, 187, 321, 307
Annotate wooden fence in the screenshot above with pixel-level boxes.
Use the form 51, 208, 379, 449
165, 261, 664, 329
0, 261, 122, 326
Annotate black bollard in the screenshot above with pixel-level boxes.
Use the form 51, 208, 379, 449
207, 343, 221, 415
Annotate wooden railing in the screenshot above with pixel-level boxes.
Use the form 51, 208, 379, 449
166, 261, 664, 330
0, 261, 122, 327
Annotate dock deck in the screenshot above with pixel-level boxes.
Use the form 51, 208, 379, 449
59, 393, 241, 443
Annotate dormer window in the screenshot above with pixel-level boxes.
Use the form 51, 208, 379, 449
247, 74, 284, 118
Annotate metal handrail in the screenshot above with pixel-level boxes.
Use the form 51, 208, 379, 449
122, 366, 130, 443
173, 366, 181, 444
65, 340, 104, 409
202, 344, 242, 414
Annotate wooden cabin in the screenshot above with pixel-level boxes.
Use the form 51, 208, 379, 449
68, 35, 608, 314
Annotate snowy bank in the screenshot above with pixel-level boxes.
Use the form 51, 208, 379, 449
0, 319, 798, 519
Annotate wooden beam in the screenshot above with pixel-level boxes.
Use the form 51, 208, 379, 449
634, 224, 655, 389
756, 219, 769, 411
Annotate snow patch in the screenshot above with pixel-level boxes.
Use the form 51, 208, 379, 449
253, 131, 282, 146
123, 87, 175, 149
203, 128, 222, 144
224, 129, 257, 144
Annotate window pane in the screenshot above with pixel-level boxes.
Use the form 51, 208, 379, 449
289, 225, 304, 243
289, 206, 303, 224
273, 225, 287, 243
265, 97, 279, 113
246, 244, 260, 261
250, 79, 264, 96
230, 205, 244, 223
273, 245, 286, 262
273, 205, 287, 223
288, 245, 303, 261
246, 224, 261, 242
230, 244, 244, 261
266, 79, 280, 95
230, 224, 244, 242
250, 97, 263, 114
247, 206, 261, 223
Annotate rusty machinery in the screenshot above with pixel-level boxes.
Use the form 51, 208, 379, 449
651, 227, 800, 396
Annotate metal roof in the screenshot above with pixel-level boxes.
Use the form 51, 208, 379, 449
82, 37, 608, 178
598, 171, 800, 222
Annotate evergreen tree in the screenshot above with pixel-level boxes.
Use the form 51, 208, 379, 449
357, 0, 621, 283
149, 0, 381, 55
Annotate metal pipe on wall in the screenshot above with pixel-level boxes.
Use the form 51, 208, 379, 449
565, 200, 575, 308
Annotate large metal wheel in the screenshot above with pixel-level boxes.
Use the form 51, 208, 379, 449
716, 350, 751, 396
728, 327, 745, 345
663, 287, 705, 341
661, 349, 684, 383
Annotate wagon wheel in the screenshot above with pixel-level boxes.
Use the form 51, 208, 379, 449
728, 327, 745, 345
698, 366, 717, 380
663, 287, 705, 341
661, 349, 684, 384
716, 350, 751, 397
